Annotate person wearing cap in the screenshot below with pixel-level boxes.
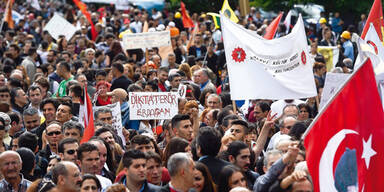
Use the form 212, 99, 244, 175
317, 17, 328, 40
340, 31, 354, 62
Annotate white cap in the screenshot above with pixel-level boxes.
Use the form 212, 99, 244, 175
156, 24, 165, 31
168, 21, 175, 27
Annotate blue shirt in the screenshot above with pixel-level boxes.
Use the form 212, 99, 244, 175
343, 40, 354, 62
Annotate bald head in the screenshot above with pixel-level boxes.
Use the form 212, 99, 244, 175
281, 116, 297, 134
0, 150, 22, 180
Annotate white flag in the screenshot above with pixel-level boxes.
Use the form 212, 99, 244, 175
356, 23, 384, 75
284, 10, 292, 34
27, 0, 41, 11
221, 14, 317, 100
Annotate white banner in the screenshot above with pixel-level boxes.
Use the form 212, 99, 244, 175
82, 0, 117, 3
93, 103, 125, 145
319, 73, 350, 110
123, 31, 171, 50
129, 92, 178, 120
221, 14, 317, 100
43, 14, 77, 41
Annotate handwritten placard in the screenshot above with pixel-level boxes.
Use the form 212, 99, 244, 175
129, 92, 178, 120
93, 103, 125, 145
123, 31, 171, 50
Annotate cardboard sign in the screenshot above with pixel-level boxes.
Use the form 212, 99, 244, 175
177, 84, 187, 98
129, 92, 178, 120
122, 31, 171, 50
43, 14, 77, 41
93, 103, 125, 145
320, 73, 350, 110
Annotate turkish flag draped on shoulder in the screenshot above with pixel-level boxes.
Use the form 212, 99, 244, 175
221, 14, 316, 100
80, 86, 95, 144
73, 0, 97, 41
361, 0, 384, 42
264, 13, 283, 39
304, 59, 384, 192
180, 1, 194, 28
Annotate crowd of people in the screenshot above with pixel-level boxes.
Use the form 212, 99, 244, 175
0, 0, 367, 192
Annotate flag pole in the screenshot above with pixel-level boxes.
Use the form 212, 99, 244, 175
232, 100, 237, 114
202, 36, 213, 68
302, 58, 369, 139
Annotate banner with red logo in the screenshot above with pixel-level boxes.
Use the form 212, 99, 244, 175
221, 14, 317, 100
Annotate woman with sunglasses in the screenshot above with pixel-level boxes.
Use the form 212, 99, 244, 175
81, 174, 102, 192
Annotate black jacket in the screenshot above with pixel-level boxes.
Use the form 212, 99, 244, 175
111, 75, 132, 91
198, 155, 231, 184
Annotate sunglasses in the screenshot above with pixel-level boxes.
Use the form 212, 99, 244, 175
284, 126, 292, 130
0, 125, 5, 130
65, 149, 77, 155
47, 131, 61, 136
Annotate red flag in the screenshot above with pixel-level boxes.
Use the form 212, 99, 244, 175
4, 0, 14, 29
304, 59, 384, 191
73, 0, 97, 41
180, 1, 194, 28
361, 0, 384, 42
80, 86, 95, 144
263, 13, 283, 39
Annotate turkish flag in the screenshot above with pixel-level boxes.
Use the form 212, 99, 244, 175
361, 0, 384, 42
304, 59, 384, 191
73, 0, 97, 41
180, 1, 194, 28
264, 13, 283, 40
80, 86, 95, 144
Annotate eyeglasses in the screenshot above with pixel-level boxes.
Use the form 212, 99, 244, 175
65, 149, 77, 155
0, 94, 9, 98
47, 131, 61, 136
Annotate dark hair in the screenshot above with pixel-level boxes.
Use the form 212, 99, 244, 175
230, 119, 249, 134
217, 165, 244, 192
37, 64, 49, 75
256, 101, 271, 113
69, 84, 82, 98
217, 108, 234, 126
96, 70, 107, 77
227, 141, 248, 159
18, 132, 38, 152
35, 78, 50, 91
8, 112, 20, 125
146, 151, 162, 165
131, 135, 151, 146
168, 73, 181, 82
195, 162, 217, 192
16, 147, 35, 175
81, 174, 102, 190
146, 80, 158, 92
28, 47, 37, 56
77, 143, 98, 161
0, 86, 10, 94
94, 127, 113, 137
288, 121, 308, 140
40, 98, 59, 111
171, 114, 190, 129
222, 114, 239, 129
122, 149, 147, 168
158, 66, 169, 73
112, 62, 124, 73
62, 121, 84, 137
10, 87, 23, 105
127, 84, 143, 92
298, 103, 313, 118
163, 137, 189, 166
27, 85, 41, 96
58, 137, 78, 153
59, 61, 71, 72
196, 126, 221, 156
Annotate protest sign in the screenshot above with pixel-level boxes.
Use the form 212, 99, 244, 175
43, 14, 77, 41
177, 84, 187, 98
93, 103, 125, 145
221, 14, 317, 100
317, 46, 339, 72
123, 31, 171, 50
129, 92, 178, 120
319, 72, 349, 110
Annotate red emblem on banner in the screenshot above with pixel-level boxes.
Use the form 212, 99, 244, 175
367, 40, 379, 54
232, 47, 246, 63
301, 51, 306, 65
